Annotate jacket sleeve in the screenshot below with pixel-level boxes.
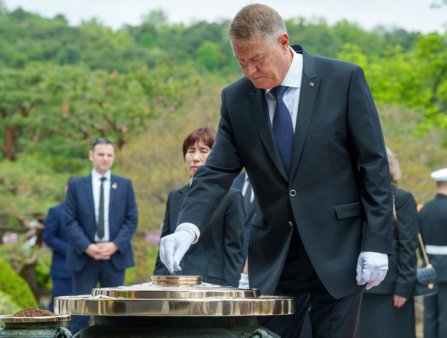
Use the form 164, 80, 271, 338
394, 190, 419, 297
347, 65, 393, 253
112, 179, 138, 252
64, 180, 92, 254
43, 206, 70, 255
153, 192, 173, 275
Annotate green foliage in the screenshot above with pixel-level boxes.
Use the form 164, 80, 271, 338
0, 257, 37, 309
0, 155, 68, 222
0, 290, 21, 315
35, 248, 52, 294
196, 41, 225, 71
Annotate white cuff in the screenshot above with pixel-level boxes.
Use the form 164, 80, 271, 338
176, 223, 200, 244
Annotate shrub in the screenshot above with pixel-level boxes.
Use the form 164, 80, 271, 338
0, 257, 37, 309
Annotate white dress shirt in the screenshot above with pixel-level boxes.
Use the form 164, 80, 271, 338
265, 47, 303, 130
92, 169, 111, 242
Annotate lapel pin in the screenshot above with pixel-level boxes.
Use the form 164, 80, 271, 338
112, 183, 118, 189
309, 81, 315, 87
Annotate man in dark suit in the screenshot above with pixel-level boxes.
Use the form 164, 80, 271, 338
159, 4, 393, 338
43, 181, 73, 313
419, 168, 447, 338
65, 137, 138, 333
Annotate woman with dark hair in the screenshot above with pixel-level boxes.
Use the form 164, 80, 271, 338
153, 127, 245, 286
359, 147, 418, 338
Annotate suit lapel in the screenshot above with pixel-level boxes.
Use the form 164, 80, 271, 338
109, 175, 118, 218
290, 49, 320, 179
250, 88, 289, 181
84, 175, 95, 218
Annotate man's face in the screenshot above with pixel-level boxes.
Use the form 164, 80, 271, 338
89, 144, 115, 175
232, 33, 291, 89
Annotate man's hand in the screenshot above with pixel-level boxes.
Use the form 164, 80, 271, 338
356, 251, 388, 290
159, 230, 195, 273
96, 242, 118, 259
85, 242, 118, 260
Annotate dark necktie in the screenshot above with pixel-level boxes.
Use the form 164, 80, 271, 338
97, 176, 106, 239
271, 85, 294, 175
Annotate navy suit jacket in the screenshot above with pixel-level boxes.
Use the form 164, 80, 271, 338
154, 185, 245, 287
64, 174, 138, 272
175, 45, 393, 297
43, 203, 72, 279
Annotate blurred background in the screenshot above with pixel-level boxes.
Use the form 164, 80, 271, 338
0, 1, 445, 335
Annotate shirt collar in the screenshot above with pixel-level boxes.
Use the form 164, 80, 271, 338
281, 47, 302, 88
266, 47, 303, 94
92, 169, 111, 181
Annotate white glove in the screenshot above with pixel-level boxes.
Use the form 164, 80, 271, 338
238, 273, 249, 289
356, 251, 388, 290
159, 228, 195, 273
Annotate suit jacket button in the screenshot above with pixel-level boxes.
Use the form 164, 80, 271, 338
288, 221, 293, 228
289, 189, 296, 196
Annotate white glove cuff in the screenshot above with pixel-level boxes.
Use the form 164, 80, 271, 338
176, 223, 200, 244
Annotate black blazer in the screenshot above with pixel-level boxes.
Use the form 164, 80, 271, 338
419, 193, 447, 281
367, 187, 418, 297
153, 185, 245, 287
175, 46, 393, 298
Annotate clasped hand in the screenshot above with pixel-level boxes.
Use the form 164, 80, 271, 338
85, 242, 118, 260
356, 251, 388, 290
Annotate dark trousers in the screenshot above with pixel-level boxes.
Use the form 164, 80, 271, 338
260, 226, 363, 338
49, 277, 73, 313
424, 282, 447, 338
70, 259, 125, 334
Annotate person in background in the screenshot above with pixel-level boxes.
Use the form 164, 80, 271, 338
418, 167, 447, 338
43, 178, 73, 313
158, 4, 393, 337
64, 137, 138, 333
360, 147, 418, 338
153, 127, 244, 287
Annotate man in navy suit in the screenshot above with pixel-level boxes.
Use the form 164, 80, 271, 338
65, 137, 138, 333
159, 4, 393, 337
43, 180, 73, 313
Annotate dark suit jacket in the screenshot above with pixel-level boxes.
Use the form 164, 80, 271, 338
64, 174, 138, 272
367, 187, 418, 297
43, 203, 72, 279
153, 185, 245, 287
176, 45, 393, 298
419, 193, 447, 281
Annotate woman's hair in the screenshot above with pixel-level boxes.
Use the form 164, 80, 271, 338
386, 147, 401, 187
182, 127, 216, 158
228, 3, 287, 44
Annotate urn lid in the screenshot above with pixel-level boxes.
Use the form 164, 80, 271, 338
54, 275, 294, 317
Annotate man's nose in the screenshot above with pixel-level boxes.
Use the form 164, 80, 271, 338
246, 63, 257, 76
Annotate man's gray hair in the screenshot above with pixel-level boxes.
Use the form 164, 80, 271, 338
228, 4, 287, 43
